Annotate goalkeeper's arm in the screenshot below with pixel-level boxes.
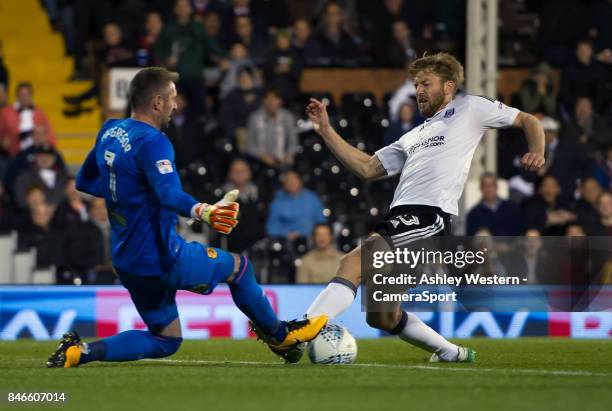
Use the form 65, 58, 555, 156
142, 134, 239, 234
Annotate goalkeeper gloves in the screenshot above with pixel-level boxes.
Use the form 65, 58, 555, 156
193, 190, 240, 234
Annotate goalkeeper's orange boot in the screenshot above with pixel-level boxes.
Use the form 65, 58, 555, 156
250, 315, 328, 363
46, 332, 82, 368
274, 315, 328, 348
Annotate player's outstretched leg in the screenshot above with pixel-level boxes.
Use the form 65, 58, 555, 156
46, 327, 183, 368
228, 255, 328, 352
365, 311, 476, 363
305, 245, 362, 319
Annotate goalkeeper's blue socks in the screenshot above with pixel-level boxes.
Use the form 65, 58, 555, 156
229, 256, 287, 343
79, 331, 182, 364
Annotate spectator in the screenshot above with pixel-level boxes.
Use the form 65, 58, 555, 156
383, 100, 418, 146
312, 0, 359, 36
14, 144, 69, 210
233, 15, 267, 66
502, 229, 552, 284
376, 20, 418, 68
202, 10, 227, 48
219, 67, 263, 147
573, 177, 604, 235
3, 124, 67, 196
263, 30, 302, 104
246, 88, 298, 169
101, 22, 135, 67
291, 19, 320, 67
22, 186, 47, 212
53, 181, 106, 283
466, 173, 524, 236
220, 159, 265, 252
595, 191, 612, 236
165, 90, 206, 172
63, 22, 136, 115
266, 170, 326, 240
538, 116, 592, 201
137, 11, 164, 66
522, 175, 576, 236
155, 0, 225, 115
532, 0, 592, 67
559, 97, 612, 158
51, 177, 88, 229
560, 222, 590, 286
388, 70, 417, 121
559, 39, 608, 113
519, 63, 557, 116
0, 181, 13, 231
219, 43, 258, 99
220, 0, 266, 42
296, 224, 344, 284
0, 82, 56, 156
314, 1, 358, 67
17, 201, 66, 272
594, 145, 612, 190
89, 197, 115, 282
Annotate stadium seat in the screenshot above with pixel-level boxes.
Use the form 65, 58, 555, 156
32, 266, 56, 284
0, 232, 17, 283
13, 248, 36, 284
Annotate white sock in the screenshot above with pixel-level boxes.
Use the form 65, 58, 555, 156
305, 281, 356, 319
398, 312, 459, 361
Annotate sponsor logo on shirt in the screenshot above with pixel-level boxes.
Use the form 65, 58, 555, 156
156, 159, 174, 174
407, 135, 445, 156
444, 108, 455, 118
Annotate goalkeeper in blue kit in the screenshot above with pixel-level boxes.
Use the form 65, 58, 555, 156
47, 67, 327, 368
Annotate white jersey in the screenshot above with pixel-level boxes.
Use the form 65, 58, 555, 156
375, 94, 519, 216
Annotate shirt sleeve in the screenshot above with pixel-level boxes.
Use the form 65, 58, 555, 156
76, 139, 103, 197
374, 139, 407, 176
468, 95, 520, 129
140, 133, 198, 217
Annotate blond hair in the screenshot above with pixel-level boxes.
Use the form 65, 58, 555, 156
408, 53, 465, 93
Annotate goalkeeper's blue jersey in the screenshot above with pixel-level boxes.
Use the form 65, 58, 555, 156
76, 118, 199, 276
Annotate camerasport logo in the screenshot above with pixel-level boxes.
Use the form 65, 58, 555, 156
95, 289, 278, 339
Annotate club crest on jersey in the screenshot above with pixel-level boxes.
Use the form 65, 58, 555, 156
156, 159, 173, 174
207, 248, 218, 259
444, 108, 455, 118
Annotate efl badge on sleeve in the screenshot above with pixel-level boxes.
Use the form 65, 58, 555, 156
156, 159, 174, 174
207, 248, 218, 259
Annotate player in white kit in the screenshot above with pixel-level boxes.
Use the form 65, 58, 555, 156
303, 53, 545, 362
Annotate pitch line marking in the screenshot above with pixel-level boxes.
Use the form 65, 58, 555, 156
143, 358, 611, 377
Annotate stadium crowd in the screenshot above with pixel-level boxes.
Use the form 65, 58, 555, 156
0, 0, 611, 285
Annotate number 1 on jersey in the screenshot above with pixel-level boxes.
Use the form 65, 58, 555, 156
104, 150, 118, 202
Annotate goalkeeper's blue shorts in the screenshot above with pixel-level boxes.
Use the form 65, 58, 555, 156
116, 242, 235, 334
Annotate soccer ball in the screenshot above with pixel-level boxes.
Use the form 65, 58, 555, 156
308, 323, 357, 364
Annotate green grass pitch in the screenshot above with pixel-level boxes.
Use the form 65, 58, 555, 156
1, 338, 611, 411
